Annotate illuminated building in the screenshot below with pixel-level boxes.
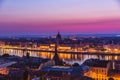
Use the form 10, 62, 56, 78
40, 45, 50, 50
103, 44, 120, 53
0, 41, 5, 46
84, 59, 120, 80
0, 59, 16, 75
0, 68, 9, 75
58, 46, 71, 51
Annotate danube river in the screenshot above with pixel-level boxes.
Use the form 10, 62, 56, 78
0, 48, 120, 64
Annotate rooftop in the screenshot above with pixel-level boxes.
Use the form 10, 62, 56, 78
41, 65, 84, 77
0, 59, 16, 68
83, 59, 109, 68
45, 66, 73, 72
108, 69, 120, 78
8, 56, 50, 69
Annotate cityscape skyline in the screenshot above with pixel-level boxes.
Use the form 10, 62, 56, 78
1, 1, 120, 80
0, 0, 120, 36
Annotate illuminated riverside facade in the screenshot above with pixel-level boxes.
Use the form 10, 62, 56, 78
103, 44, 120, 53
1, 41, 120, 54
0, 40, 120, 67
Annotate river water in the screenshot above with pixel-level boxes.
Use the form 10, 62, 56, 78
0, 48, 120, 65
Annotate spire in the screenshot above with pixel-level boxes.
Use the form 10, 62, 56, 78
56, 32, 61, 40
52, 32, 63, 65
53, 42, 60, 63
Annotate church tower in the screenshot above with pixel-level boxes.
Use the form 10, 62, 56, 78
53, 32, 63, 65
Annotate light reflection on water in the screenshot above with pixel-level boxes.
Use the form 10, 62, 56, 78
0, 48, 120, 65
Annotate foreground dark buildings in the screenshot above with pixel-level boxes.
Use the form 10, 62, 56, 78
0, 54, 93, 80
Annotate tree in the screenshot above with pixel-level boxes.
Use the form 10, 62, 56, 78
23, 69, 29, 80
26, 52, 30, 59
72, 63, 80, 67
109, 78, 114, 80
2, 53, 10, 57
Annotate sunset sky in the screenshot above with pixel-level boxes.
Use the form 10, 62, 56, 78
0, 0, 120, 36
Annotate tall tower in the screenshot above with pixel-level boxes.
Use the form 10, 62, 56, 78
53, 32, 63, 65
56, 32, 61, 40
